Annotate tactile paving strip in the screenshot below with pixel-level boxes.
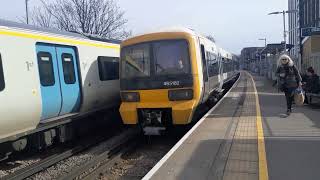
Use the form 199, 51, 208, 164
223, 74, 259, 180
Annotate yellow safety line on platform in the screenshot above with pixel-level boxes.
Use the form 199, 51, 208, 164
249, 73, 269, 180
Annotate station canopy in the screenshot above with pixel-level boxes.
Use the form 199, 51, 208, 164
260, 43, 294, 55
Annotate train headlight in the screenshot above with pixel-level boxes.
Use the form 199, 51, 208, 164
121, 92, 140, 102
168, 89, 193, 101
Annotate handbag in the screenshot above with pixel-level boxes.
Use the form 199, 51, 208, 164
294, 87, 305, 106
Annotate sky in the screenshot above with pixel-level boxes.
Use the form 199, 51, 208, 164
0, 0, 288, 54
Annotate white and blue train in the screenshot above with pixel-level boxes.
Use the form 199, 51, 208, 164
0, 20, 121, 159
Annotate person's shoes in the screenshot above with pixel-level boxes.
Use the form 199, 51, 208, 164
286, 109, 292, 115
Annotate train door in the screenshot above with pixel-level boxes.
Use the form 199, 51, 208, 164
36, 44, 63, 120
56, 46, 81, 115
218, 53, 224, 89
36, 44, 81, 121
200, 44, 210, 101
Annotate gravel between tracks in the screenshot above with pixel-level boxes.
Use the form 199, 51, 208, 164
26, 128, 128, 180
0, 158, 41, 177
99, 134, 184, 180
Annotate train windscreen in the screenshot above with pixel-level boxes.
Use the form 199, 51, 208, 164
121, 43, 151, 79
153, 40, 190, 75
121, 40, 190, 79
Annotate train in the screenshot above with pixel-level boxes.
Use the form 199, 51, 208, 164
0, 19, 121, 160
119, 27, 239, 134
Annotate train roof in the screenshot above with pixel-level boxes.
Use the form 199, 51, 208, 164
133, 27, 198, 37
125, 26, 235, 57
0, 19, 121, 44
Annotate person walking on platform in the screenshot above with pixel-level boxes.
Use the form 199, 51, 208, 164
276, 54, 302, 115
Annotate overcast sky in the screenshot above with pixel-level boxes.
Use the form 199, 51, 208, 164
0, 0, 288, 54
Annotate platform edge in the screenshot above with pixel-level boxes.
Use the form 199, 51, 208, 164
142, 72, 242, 180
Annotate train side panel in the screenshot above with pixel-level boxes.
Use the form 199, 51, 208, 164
0, 34, 42, 140
198, 37, 222, 104
76, 45, 120, 113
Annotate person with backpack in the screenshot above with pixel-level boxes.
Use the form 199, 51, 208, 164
276, 54, 302, 115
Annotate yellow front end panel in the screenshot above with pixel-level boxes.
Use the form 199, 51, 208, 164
120, 103, 139, 124
171, 100, 197, 124
120, 89, 197, 125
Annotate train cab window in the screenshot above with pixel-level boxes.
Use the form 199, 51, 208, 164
98, 56, 119, 81
37, 52, 55, 86
61, 53, 76, 84
121, 43, 150, 79
153, 40, 190, 75
0, 54, 5, 91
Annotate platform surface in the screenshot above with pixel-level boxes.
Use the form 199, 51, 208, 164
143, 72, 320, 180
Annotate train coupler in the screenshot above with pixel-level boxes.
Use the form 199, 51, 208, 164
138, 109, 172, 135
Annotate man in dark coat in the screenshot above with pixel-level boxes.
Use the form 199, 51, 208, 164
304, 67, 320, 93
276, 54, 302, 115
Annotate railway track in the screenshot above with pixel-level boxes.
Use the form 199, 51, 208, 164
58, 130, 141, 180
1, 128, 140, 180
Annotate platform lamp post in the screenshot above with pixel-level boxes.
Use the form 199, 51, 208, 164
25, 0, 30, 24
258, 38, 267, 75
268, 10, 298, 53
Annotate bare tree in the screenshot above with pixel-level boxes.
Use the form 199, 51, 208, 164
31, 0, 131, 39
31, 7, 53, 28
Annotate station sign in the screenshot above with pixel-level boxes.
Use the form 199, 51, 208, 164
301, 27, 320, 37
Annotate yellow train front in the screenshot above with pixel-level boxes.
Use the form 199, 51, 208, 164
119, 28, 232, 133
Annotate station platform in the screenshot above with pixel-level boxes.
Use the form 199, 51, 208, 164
143, 72, 320, 180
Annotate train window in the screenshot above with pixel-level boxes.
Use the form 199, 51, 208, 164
153, 40, 191, 75
98, 56, 119, 81
206, 52, 210, 61
223, 61, 231, 73
37, 52, 55, 86
207, 52, 213, 77
208, 53, 219, 77
200, 45, 208, 81
0, 54, 5, 91
121, 43, 150, 79
61, 53, 76, 84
